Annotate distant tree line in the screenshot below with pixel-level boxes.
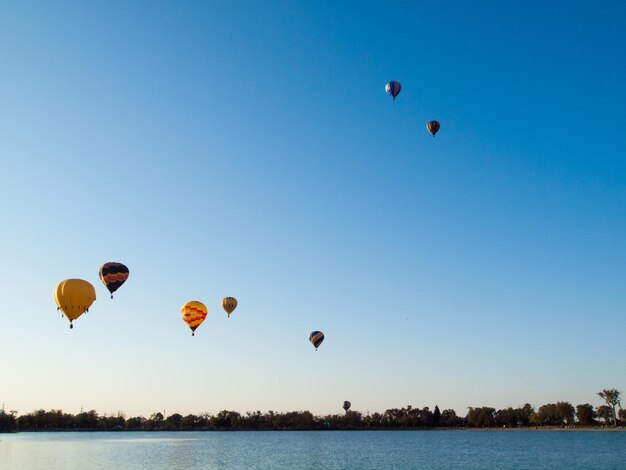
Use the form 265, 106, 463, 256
1, 390, 623, 433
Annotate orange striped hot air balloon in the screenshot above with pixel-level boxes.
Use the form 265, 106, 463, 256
221, 297, 238, 318
181, 301, 207, 336
309, 331, 324, 350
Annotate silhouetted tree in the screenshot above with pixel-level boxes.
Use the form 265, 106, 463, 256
440, 409, 461, 427
165, 413, 183, 430
575, 404, 596, 426
433, 406, 441, 426
597, 405, 613, 425
0, 409, 17, 432
147, 412, 164, 430
125, 416, 146, 430
597, 389, 621, 427
211, 410, 240, 429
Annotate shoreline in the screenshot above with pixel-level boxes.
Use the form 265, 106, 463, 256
3, 426, 624, 434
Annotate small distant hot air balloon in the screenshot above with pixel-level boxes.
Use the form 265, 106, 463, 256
385, 81, 401, 100
343, 401, 351, 412
181, 301, 207, 336
221, 297, 238, 318
426, 120, 440, 137
53, 279, 96, 329
309, 331, 324, 350
99, 262, 129, 298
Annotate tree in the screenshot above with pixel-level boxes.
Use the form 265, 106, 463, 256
597, 389, 621, 427
597, 405, 613, 425
466, 407, 496, 427
0, 409, 17, 432
537, 404, 559, 425
164, 413, 183, 430
439, 409, 459, 427
147, 412, 164, 430
556, 402, 575, 425
575, 404, 596, 426
433, 406, 441, 426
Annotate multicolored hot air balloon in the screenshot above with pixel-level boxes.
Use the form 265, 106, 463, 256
53, 279, 96, 329
385, 81, 401, 100
426, 120, 440, 137
221, 297, 238, 318
309, 331, 324, 350
343, 401, 351, 412
181, 301, 207, 336
99, 262, 129, 298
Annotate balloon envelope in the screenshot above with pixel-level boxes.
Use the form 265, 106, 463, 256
385, 81, 401, 100
426, 120, 440, 137
309, 331, 324, 349
99, 262, 129, 297
343, 401, 351, 411
181, 301, 207, 336
53, 279, 96, 327
221, 297, 238, 317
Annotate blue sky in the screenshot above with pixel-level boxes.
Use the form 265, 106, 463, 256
1, 0, 625, 417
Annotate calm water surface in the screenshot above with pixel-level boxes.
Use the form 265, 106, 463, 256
1, 430, 625, 469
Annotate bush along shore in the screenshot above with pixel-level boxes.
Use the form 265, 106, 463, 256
2, 392, 625, 433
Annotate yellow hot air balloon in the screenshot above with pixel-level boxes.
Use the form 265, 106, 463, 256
53, 279, 96, 329
181, 301, 207, 336
221, 297, 238, 318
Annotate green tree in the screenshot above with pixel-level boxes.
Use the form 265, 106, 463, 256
597, 389, 621, 427
528, 411, 542, 426
466, 407, 496, 427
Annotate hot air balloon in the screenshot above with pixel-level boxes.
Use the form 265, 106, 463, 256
309, 331, 324, 350
385, 81, 401, 100
343, 401, 351, 412
181, 301, 207, 336
426, 120, 440, 137
221, 297, 238, 318
53, 279, 96, 329
99, 262, 129, 298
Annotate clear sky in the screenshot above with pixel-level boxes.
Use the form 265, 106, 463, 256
1, 0, 625, 418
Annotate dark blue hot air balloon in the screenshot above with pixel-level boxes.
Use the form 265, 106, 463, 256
385, 81, 401, 100
309, 331, 324, 350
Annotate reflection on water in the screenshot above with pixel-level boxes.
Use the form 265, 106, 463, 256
1, 431, 625, 469
103, 438, 201, 443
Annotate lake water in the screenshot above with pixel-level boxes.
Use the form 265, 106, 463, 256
1, 430, 625, 469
